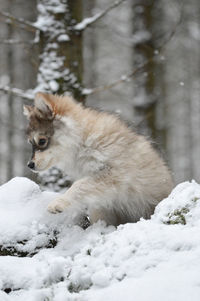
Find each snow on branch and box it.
[74,0,127,31]
[0,86,34,100]
[0,11,41,32]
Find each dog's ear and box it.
[23,105,33,119]
[34,92,54,119]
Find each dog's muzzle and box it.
[27,161,35,170]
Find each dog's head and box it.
[23,92,76,172]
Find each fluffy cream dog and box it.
[23,92,173,225]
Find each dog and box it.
[23,92,173,226]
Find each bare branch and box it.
[0,28,41,45]
[83,61,150,95]
[84,5,183,96]
[74,0,127,31]
[0,86,34,100]
[0,38,38,45]
[0,11,41,32]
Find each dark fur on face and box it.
[26,107,54,137]
[23,92,73,172]
[25,108,54,160]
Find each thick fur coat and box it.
[23,93,173,226]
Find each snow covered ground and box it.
[0,177,200,301]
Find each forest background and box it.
[0,0,199,186]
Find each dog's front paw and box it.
[48,198,70,214]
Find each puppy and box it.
[23,92,173,226]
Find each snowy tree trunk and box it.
[36,0,84,102]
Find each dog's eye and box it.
[38,138,47,147]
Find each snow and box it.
[74,13,102,31]
[33,0,82,96]
[49,80,59,92]
[82,88,93,95]
[131,30,151,45]
[0,177,200,300]
[57,34,70,42]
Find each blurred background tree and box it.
[0,0,200,186]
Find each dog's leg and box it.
[89,209,105,224]
[47,174,118,216]
[89,208,119,225]
[47,197,71,214]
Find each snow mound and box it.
[0,178,200,300]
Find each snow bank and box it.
[0,177,200,300]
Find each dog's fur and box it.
[23,92,173,226]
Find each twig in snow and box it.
[74,0,127,31]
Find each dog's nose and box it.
[27,161,35,169]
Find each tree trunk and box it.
[7,0,14,180]
[132,1,156,137]
[0,0,37,184]
[37,0,84,102]
[132,0,168,158]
